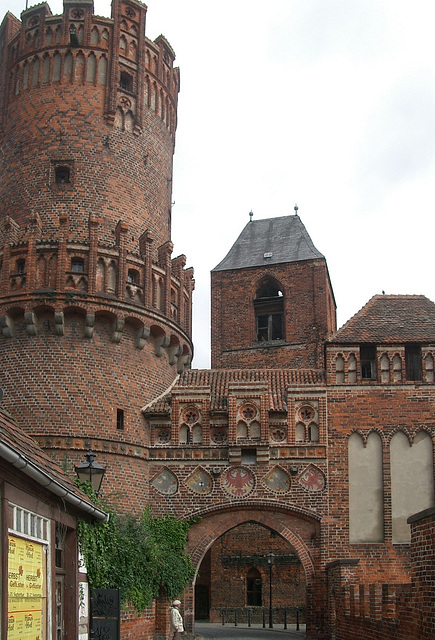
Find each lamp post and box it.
[266,551,275,628]
[75,451,106,495]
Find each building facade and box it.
[0,407,107,640]
[1,2,434,640]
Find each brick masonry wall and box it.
[211,260,335,369]
[207,522,306,613]
[408,507,435,640]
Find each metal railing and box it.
[219,607,305,630]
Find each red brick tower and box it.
[211,211,336,369]
[0,0,193,511]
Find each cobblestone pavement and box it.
[194,622,306,639]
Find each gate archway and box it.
[181,501,321,635]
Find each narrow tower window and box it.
[116,408,124,430]
[254,278,284,342]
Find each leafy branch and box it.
[77,484,197,611]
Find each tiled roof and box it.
[0,408,107,520]
[212,215,324,272]
[331,294,435,344]
[143,368,325,414]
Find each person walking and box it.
[169,599,184,639]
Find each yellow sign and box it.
[8,536,46,640]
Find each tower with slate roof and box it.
[211,210,336,369]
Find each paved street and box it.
[194,622,306,639]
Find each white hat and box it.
[172,600,181,606]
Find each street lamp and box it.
[75,451,106,495]
[266,551,275,628]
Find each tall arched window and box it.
[254,278,284,342]
[246,568,262,606]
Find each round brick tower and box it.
[0,0,193,511]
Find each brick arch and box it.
[186,503,318,584]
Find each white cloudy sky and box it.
[5,0,435,368]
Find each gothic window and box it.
[424,353,434,383]
[127,269,138,284]
[192,425,202,444]
[246,568,262,606]
[295,423,305,442]
[335,354,344,384]
[86,53,96,83]
[53,52,61,81]
[393,354,402,382]
[107,262,116,293]
[405,344,422,381]
[254,278,284,342]
[16,258,26,275]
[42,54,50,83]
[360,344,376,380]
[179,425,189,444]
[348,354,357,383]
[98,55,107,85]
[71,257,84,273]
[90,27,99,45]
[120,71,133,92]
[380,354,390,383]
[308,423,319,442]
[32,57,39,86]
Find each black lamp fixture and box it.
[266,551,275,628]
[75,451,106,495]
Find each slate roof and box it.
[212,214,324,272]
[0,407,107,521]
[143,368,325,414]
[331,294,435,344]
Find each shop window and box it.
[360,344,376,380]
[247,568,262,606]
[405,344,422,381]
[71,257,84,273]
[254,278,284,342]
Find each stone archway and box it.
[180,501,321,635]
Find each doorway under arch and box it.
[183,502,320,635]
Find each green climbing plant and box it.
[76,484,196,612]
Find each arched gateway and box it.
[174,502,321,636]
